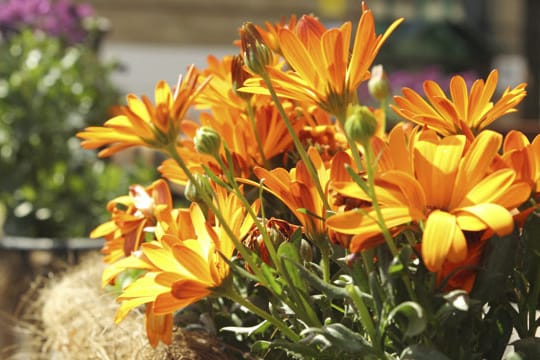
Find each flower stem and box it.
[245,101,270,168]
[226,286,300,342]
[165,143,266,288]
[259,72,330,211]
[346,284,381,356]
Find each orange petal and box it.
[450,130,502,208]
[449,75,469,121]
[279,28,319,87]
[422,210,460,272]
[145,306,173,347]
[101,255,155,287]
[327,207,412,235]
[455,203,514,236]
[460,168,515,206]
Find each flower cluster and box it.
[0,0,95,44]
[78,2,540,358]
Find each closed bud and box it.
[194,126,221,157]
[368,65,391,102]
[299,238,313,262]
[184,173,212,204]
[231,55,253,101]
[344,105,378,145]
[240,22,273,75]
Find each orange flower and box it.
[253,148,350,239]
[255,15,298,55]
[502,130,540,192]
[391,70,527,139]
[103,186,258,346]
[194,55,247,113]
[159,99,303,185]
[241,3,402,118]
[77,65,209,157]
[327,130,531,274]
[90,179,172,264]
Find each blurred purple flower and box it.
[358,65,479,106]
[0,0,95,44]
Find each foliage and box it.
[0,16,154,237]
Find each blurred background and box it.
[0,0,539,353]
[92,0,540,123]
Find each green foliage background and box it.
[0,29,155,238]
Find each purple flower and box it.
[0,0,95,44]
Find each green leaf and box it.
[289,261,348,299]
[221,320,270,336]
[265,339,323,359]
[443,290,469,312]
[513,337,540,359]
[260,262,283,296]
[479,306,514,360]
[278,242,307,293]
[471,232,517,302]
[400,344,451,360]
[387,301,427,337]
[300,323,372,354]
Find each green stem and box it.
[364,143,417,302]
[346,284,381,356]
[208,146,321,327]
[165,143,266,288]
[214,152,280,271]
[336,113,416,302]
[246,101,270,168]
[260,72,330,211]
[223,282,300,342]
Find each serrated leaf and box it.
[300,323,371,354]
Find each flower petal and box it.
[455,203,514,236]
[422,210,460,272]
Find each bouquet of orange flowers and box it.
[77,3,540,359]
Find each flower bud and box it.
[240,22,273,75]
[231,55,253,101]
[299,238,313,262]
[184,173,213,204]
[194,126,221,157]
[368,65,390,102]
[344,105,378,145]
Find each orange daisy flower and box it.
[101,184,258,347]
[391,70,527,139]
[327,130,531,274]
[252,147,350,239]
[90,179,172,264]
[502,130,540,192]
[77,65,209,157]
[241,3,403,118]
[254,15,298,55]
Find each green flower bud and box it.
[194,126,221,157]
[184,173,213,204]
[344,105,378,145]
[368,65,391,102]
[240,22,273,75]
[299,238,313,263]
